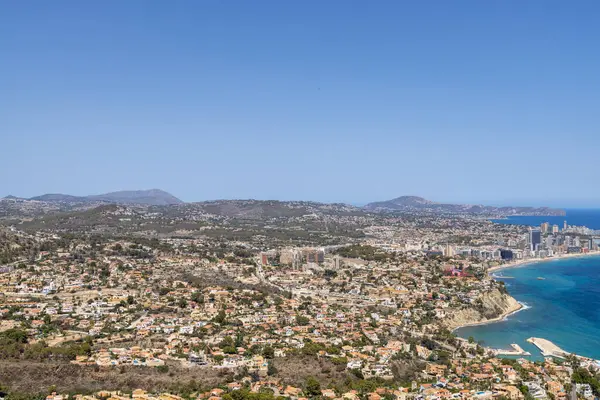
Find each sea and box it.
[455,209,600,360]
[491,208,600,230]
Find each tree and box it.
[519,385,529,395]
[191,291,204,304]
[217,337,234,352]
[2,329,28,344]
[324,269,337,279]
[156,365,169,373]
[267,361,277,376]
[304,377,321,398]
[571,367,600,396]
[214,310,226,324]
[235,332,244,347]
[476,345,485,356]
[262,346,275,359]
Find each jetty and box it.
[527,338,600,368]
[527,337,570,358]
[493,343,531,356]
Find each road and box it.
[254,262,286,293]
[127,312,148,330]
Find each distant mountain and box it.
[364,195,566,216]
[2,191,565,219]
[87,189,183,206]
[367,196,436,208]
[30,194,86,202]
[29,189,183,206]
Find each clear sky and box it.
[1,1,599,207]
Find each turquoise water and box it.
[455,254,600,360]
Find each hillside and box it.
[177,200,364,219]
[29,189,183,206]
[6,199,370,247]
[444,288,522,331]
[87,189,183,206]
[29,194,85,202]
[364,195,565,216]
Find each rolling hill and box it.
[29,189,183,206]
[363,195,565,216]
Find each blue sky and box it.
[1,1,599,206]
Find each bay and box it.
[455,254,600,360]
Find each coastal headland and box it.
[468,251,600,334]
[447,289,523,332]
[454,252,600,361]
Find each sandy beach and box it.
[452,252,600,333]
[488,251,600,275]
[451,252,600,358]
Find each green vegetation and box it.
[0,329,92,361]
[213,310,227,324]
[304,377,321,397]
[572,367,600,396]
[222,388,285,400]
[155,365,169,374]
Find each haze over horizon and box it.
[2,1,599,207]
[0,190,591,210]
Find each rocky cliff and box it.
[445,288,521,331]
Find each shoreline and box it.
[452,251,600,333]
[487,251,600,275]
[453,251,600,359]
[450,299,525,332]
[527,337,600,365]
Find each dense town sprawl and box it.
[1,196,599,400]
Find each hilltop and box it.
[364,195,566,216]
[26,189,183,206]
[1,192,565,223]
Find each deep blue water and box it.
[456,255,600,360]
[492,209,600,230]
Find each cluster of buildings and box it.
[523,220,599,258]
[20,355,600,400]
[1,214,600,400]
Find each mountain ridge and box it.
[2,193,564,216]
[364,195,566,216]
[28,189,183,206]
